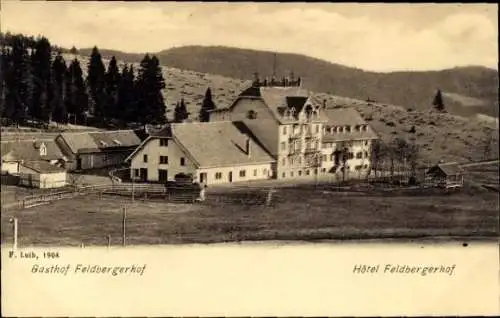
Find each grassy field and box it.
[1,184,498,247]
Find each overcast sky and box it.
[1,2,498,72]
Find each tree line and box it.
[0,32,217,128]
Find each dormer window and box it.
[99,140,108,147]
[345,126,351,132]
[339,127,344,133]
[39,143,47,156]
[112,139,122,145]
[355,125,361,132]
[247,110,257,119]
[362,125,367,131]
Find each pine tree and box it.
[174,98,189,123]
[30,36,52,122]
[433,89,445,112]
[117,64,137,123]
[136,55,166,125]
[104,56,121,120]
[51,53,67,123]
[0,47,10,118]
[65,59,88,125]
[87,46,106,120]
[4,35,31,126]
[199,87,216,122]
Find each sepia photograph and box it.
[1,1,498,316]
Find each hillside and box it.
[79,46,499,118]
[58,53,500,165]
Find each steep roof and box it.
[21,160,66,173]
[427,162,464,176]
[322,108,379,142]
[171,121,275,168]
[59,130,143,154]
[1,140,64,162]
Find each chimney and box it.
[245,137,251,157]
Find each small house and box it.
[19,161,67,189]
[425,162,464,188]
[1,139,66,174]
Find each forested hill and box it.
[80,45,499,118]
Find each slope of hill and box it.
[80,46,498,118]
[59,53,500,165]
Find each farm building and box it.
[18,161,67,189]
[321,108,379,179]
[425,162,465,188]
[126,122,275,185]
[55,130,143,171]
[1,139,66,175]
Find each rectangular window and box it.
[315,125,319,133]
[282,172,286,178]
[215,172,223,180]
[134,169,139,177]
[322,155,327,162]
[143,154,148,163]
[160,139,168,147]
[253,169,257,177]
[239,170,246,177]
[364,151,369,158]
[346,126,351,132]
[159,156,168,164]
[321,168,326,173]
[349,152,354,160]
[298,170,302,176]
[281,142,286,151]
[180,157,185,166]
[290,171,294,177]
[263,168,267,176]
[306,170,310,176]
[356,152,363,159]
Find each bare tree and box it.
[370,139,386,178]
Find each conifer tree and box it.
[104,56,121,120]
[199,87,216,122]
[136,55,166,125]
[117,64,137,123]
[31,36,53,122]
[65,59,88,124]
[4,35,31,126]
[0,47,10,118]
[433,89,445,112]
[87,46,106,119]
[51,53,67,123]
[174,98,189,123]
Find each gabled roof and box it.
[125,125,173,162]
[171,121,275,168]
[1,140,64,162]
[322,108,379,142]
[427,162,464,176]
[59,130,143,154]
[20,160,66,173]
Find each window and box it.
[143,154,148,163]
[339,127,344,133]
[356,152,363,159]
[306,170,310,176]
[159,156,168,164]
[134,169,139,177]
[281,142,286,151]
[321,168,326,173]
[282,172,286,178]
[239,170,246,177]
[247,110,257,119]
[362,125,367,132]
[363,164,368,169]
[315,125,319,133]
[365,141,368,146]
[355,165,362,171]
[345,126,351,132]
[283,126,287,135]
[253,169,257,177]
[113,139,122,145]
[364,151,369,158]
[298,170,302,176]
[180,157,185,166]
[355,125,361,132]
[298,157,302,165]
[349,152,354,160]
[322,155,327,162]
[39,143,47,156]
[215,172,223,180]
[290,171,294,177]
[263,168,267,176]
[160,139,168,147]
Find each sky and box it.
[1,2,498,72]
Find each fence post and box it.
[107,234,111,249]
[122,207,127,247]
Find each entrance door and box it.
[139,168,147,181]
[158,169,168,183]
[228,171,233,183]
